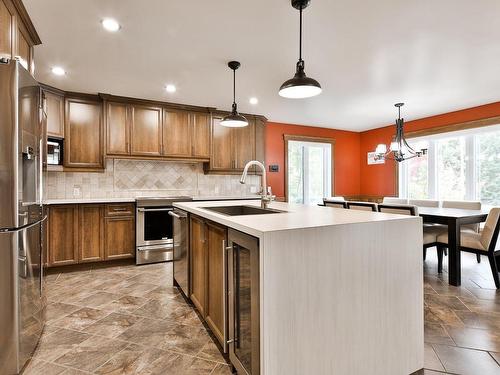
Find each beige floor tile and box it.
[424,343,445,372]
[49,307,109,331]
[32,328,91,362]
[433,344,500,375]
[53,335,128,372]
[94,344,164,375]
[83,312,142,338]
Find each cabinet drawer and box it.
[105,203,135,217]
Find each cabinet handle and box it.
[223,240,228,350]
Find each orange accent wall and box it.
[359,101,500,196]
[265,122,361,199]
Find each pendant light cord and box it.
[233,69,236,105]
[299,6,303,62]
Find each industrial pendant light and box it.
[221,61,248,128]
[279,0,322,99]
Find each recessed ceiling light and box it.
[165,84,176,93]
[101,18,121,32]
[51,66,66,76]
[249,97,258,105]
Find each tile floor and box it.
[421,251,500,375]
[23,251,500,375]
[24,261,232,375]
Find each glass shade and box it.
[375,144,387,154]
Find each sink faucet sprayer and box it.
[240,161,275,209]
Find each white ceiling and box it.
[24,0,500,131]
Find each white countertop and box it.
[43,198,136,205]
[174,200,420,237]
[43,195,260,205]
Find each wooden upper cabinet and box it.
[255,117,266,167]
[48,205,79,266]
[106,102,130,155]
[130,105,162,156]
[162,109,191,157]
[16,26,30,70]
[45,91,64,138]
[233,117,255,169]
[191,112,210,158]
[0,0,13,59]
[64,97,104,169]
[79,205,104,263]
[211,116,233,170]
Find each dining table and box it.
[418,206,490,286]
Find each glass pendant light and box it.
[374,103,428,162]
[279,0,322,99]
[221,61,248,128]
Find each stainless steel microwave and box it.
[47,138,62,165]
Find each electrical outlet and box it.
[73,186,81,197]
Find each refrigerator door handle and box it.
[0,216,46,233]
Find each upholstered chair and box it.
[437,208,500,288]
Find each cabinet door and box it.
[45,91,65,138]
[106,102,130,155]
[16,26,30,70]
[48,205,79,266]
[191,112,210,159]
[65,98,103,169]
[233,117,255,169]
[211,116,233,170]
[205,222,227,347]
[104,216,135,260]
[162,109,190,157]
[254,117,266,168]
[130,105,162,156]
[79,205,104,263]
[0,0,14,59]
[190,216,207,316]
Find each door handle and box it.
[223,240,229,352]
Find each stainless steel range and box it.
[135,197,192,265]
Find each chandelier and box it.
[374,103,427,162]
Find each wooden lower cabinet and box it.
[190,215,207,315]
[189,215,227,347]
[104,216,135,260]
[47,205,79,266]
[79,205,104,263]
[205,221,227,345]
[47,203,135,267]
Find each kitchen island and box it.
[173,200,424,375]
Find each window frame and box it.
[284,135,335,203]
[399,122,500,202]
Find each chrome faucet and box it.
[240,160,275,209]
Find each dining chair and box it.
[346,201,377,211]
[436,208,500,288]
[378,204,445,272]
[377,203,418,216]
[442,200,482,263]
[324,200,348,209]
[382,197,409,205]
[409,199,440,208]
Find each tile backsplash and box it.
[45,159,260,200]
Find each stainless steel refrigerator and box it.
[0,60,46,374]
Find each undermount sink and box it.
[202,205,286,216]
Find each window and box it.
[286,136,333,205]
[399,124,500,205]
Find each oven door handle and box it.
[137,245,172,251]
[137,208,174,212]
